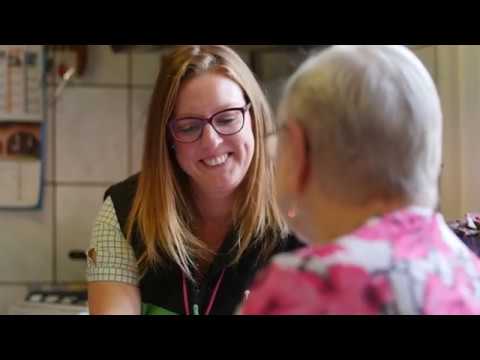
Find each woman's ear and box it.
[284,121,310,195]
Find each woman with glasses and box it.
[86,45,304,315]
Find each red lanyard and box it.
[182,269,225,316]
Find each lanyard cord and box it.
[182,269,226,316]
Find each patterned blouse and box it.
[240,207,480,315]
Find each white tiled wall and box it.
[55,87,129,183]
[45,86,56,183]
[0,45,157,314]
[132,52,162,87]
[0,187,54,283]
[131,88,153,173]
[56,186,107,282]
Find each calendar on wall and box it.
[0,45,45,209]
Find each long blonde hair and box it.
[126,45,288,280]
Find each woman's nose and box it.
[200,124,223,149]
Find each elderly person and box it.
[240,45,480,315]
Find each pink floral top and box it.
[240,208,480,315]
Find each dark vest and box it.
[104,174,305,315]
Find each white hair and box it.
[278,45,443,207]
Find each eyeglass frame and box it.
[169,103,252,144]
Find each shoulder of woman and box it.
[105,173,140,203]
[103,173,141,235]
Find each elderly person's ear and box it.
[283,120,310,195]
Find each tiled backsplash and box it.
[0,186,54,283]
[131,88,154,174]
[55,87,129,183]
[0,45,160,314]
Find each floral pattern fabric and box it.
[240,208,480,315]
